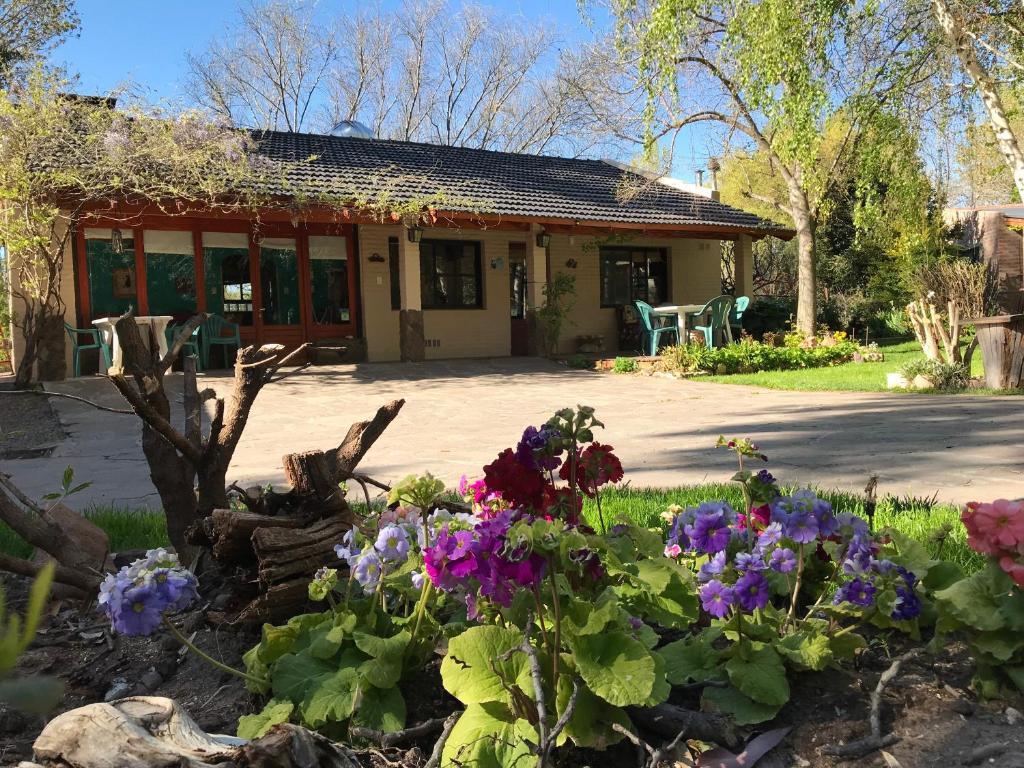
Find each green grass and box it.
[582,484,982,574]
[0,505,169,560]
[701,340,1008,393]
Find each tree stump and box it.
[965,314,1024,389]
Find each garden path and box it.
[4,358,1022,510]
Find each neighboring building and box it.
[8,129,791,374]
[943,205,1024,311]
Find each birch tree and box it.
[586,0,934,334]
[930,0,1024,201]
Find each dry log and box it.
[198,509,309,563]
[237,579,313,623]
[253,515,353,586]
[627,702,739,749]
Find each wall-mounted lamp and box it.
[368,252,385,263]
[407,226,423,243]
[535,231,551,248]
[490,257,504,270]
[565,258,578,269]
[111,227,124,254]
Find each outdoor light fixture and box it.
[535,231,551,248]
[565,258,578,269]
[407,226,423,243]
[110,227,124,254]
[368,252,385,263]
[490,257,504,270]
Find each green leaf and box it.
[924,561,963,592]
[351,684,406,734]
[776,631,833,671]
[236,699,293,739]
[61,465,73,490]
[829,631,867,660]
[258,623,300,665]
[271,652,335,702]
[299,667,359,729]
[725,643,790,707]
[555,674,630,749]
[310,624,346,660]
[972,629,1024,662]
[935,565,1007,632]
[1003,665,1024,693]
[884,529,938,579]
[0,676,63,714]
[353,629,410,659]
[442,702,537,768]
[359,653,402,688]
[570,631,656,707]
[566,588,618,636]
[702,684,782,726]
[241,645,270,694]
[659,634,723,685]
[643,650,671,707]
[441,626,532,706]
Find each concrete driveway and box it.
[4,358,1023,509]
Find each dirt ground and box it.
[0,387,64,460]
[2,572,1023,768]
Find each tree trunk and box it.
[932,0,1024,201]
[13,301,38,389]
[787,182,817,335]
[35,313,67,381]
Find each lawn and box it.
[1,485,979,575]
[702,339,1002,393]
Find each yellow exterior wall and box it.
[7,219,78,377]
[548,234,723,354]
[357,224,402,362]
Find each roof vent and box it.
[329,120,374,139]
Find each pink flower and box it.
[999,555,1024,587]
[973,499,1024,549]
[664,543,682,558]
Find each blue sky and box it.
[50,1,713,177]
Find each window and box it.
[309,235,350,324]
[600,247,668,307]
[203,232,253,326]
[259,237,301,326]
[85,228,136,319]
[144,230,196,319]
[389,236,401,310]
[420,239,483,309]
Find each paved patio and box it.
[3,358,1023,509]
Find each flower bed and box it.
[84,411,1024,766]
[662,332,860,375]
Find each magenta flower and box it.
[734,571,770,612]
[699,579,735,618]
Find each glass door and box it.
[308,235,350,326]
[259,237,301,327]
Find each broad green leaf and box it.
[441,626,532,706]
[884,529,937,579]
[643,650,671,707]
[829,631,867,660]
[935,565,1007,632]
[236,699,293,739]
[659,635,722,685]
[241,645,270,694]
[300,667,359,728]
[776,631,833,671]
[353,629,410,659]
[725,643,790,707]
[996,587,1024,632]
[258,623,300,664]
[972,629,1024,662]
[923,561,963,592]
[634,559,673,592]
[351,683,406,733]
[441,702,537,768]
[359,653,402,688]
[1003,665,1024,693]
[570,631,656,707]
[555,674,630,749]
[702,684,782,726]
[271,652,335,702]
[566,588,618,636]
[309,624,346,660]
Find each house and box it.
[943,204,1024,311]
[8,127,791,374]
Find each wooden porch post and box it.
[735,234,754,297]
[398,230,424,362]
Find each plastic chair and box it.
[64,322,111,377]
[634,300,679,356]
[728,296,750,342]
[691,295,735,349]
[165,323,202,370]
[200,314,241,368]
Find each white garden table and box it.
[651,303,705,342]
[92,315,173,369]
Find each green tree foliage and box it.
[0,0,78,85]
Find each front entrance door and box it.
[509,242,529,356]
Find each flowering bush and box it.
[933,500,1024,696]
[98,549,198,636]
[661,334,859,375]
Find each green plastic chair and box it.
[165,323,202,370]
[691,295,735,349]
[728,296,750,342]
[634,300,679,356]
[200,314,241,368]
[64,322,111,377]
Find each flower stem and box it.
[594,488,606,534]
[163,617,267,688]
[409,580,433,647]
[548,561,562,688]
[785,544,806,628]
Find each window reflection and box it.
[203,232,253,326]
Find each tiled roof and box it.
[251,130,792,238]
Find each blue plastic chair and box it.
[165,323,202,370]
[728,296,750,342]
[634,300,679,356]
[690,295,735,349]
[64,322,111,377]
[200,315,241,368]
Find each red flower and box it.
[483,449,546,511]
[560,443,624,498]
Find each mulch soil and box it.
[0,385,65,459]
[2,572,1023,768]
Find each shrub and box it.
[661,334,859,375]
[899,359,970,391]
[566,354,594,370]
[740,296,795,339]
[612,356,637,374]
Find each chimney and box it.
[708,157,721,191]
[695,168,705,187]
